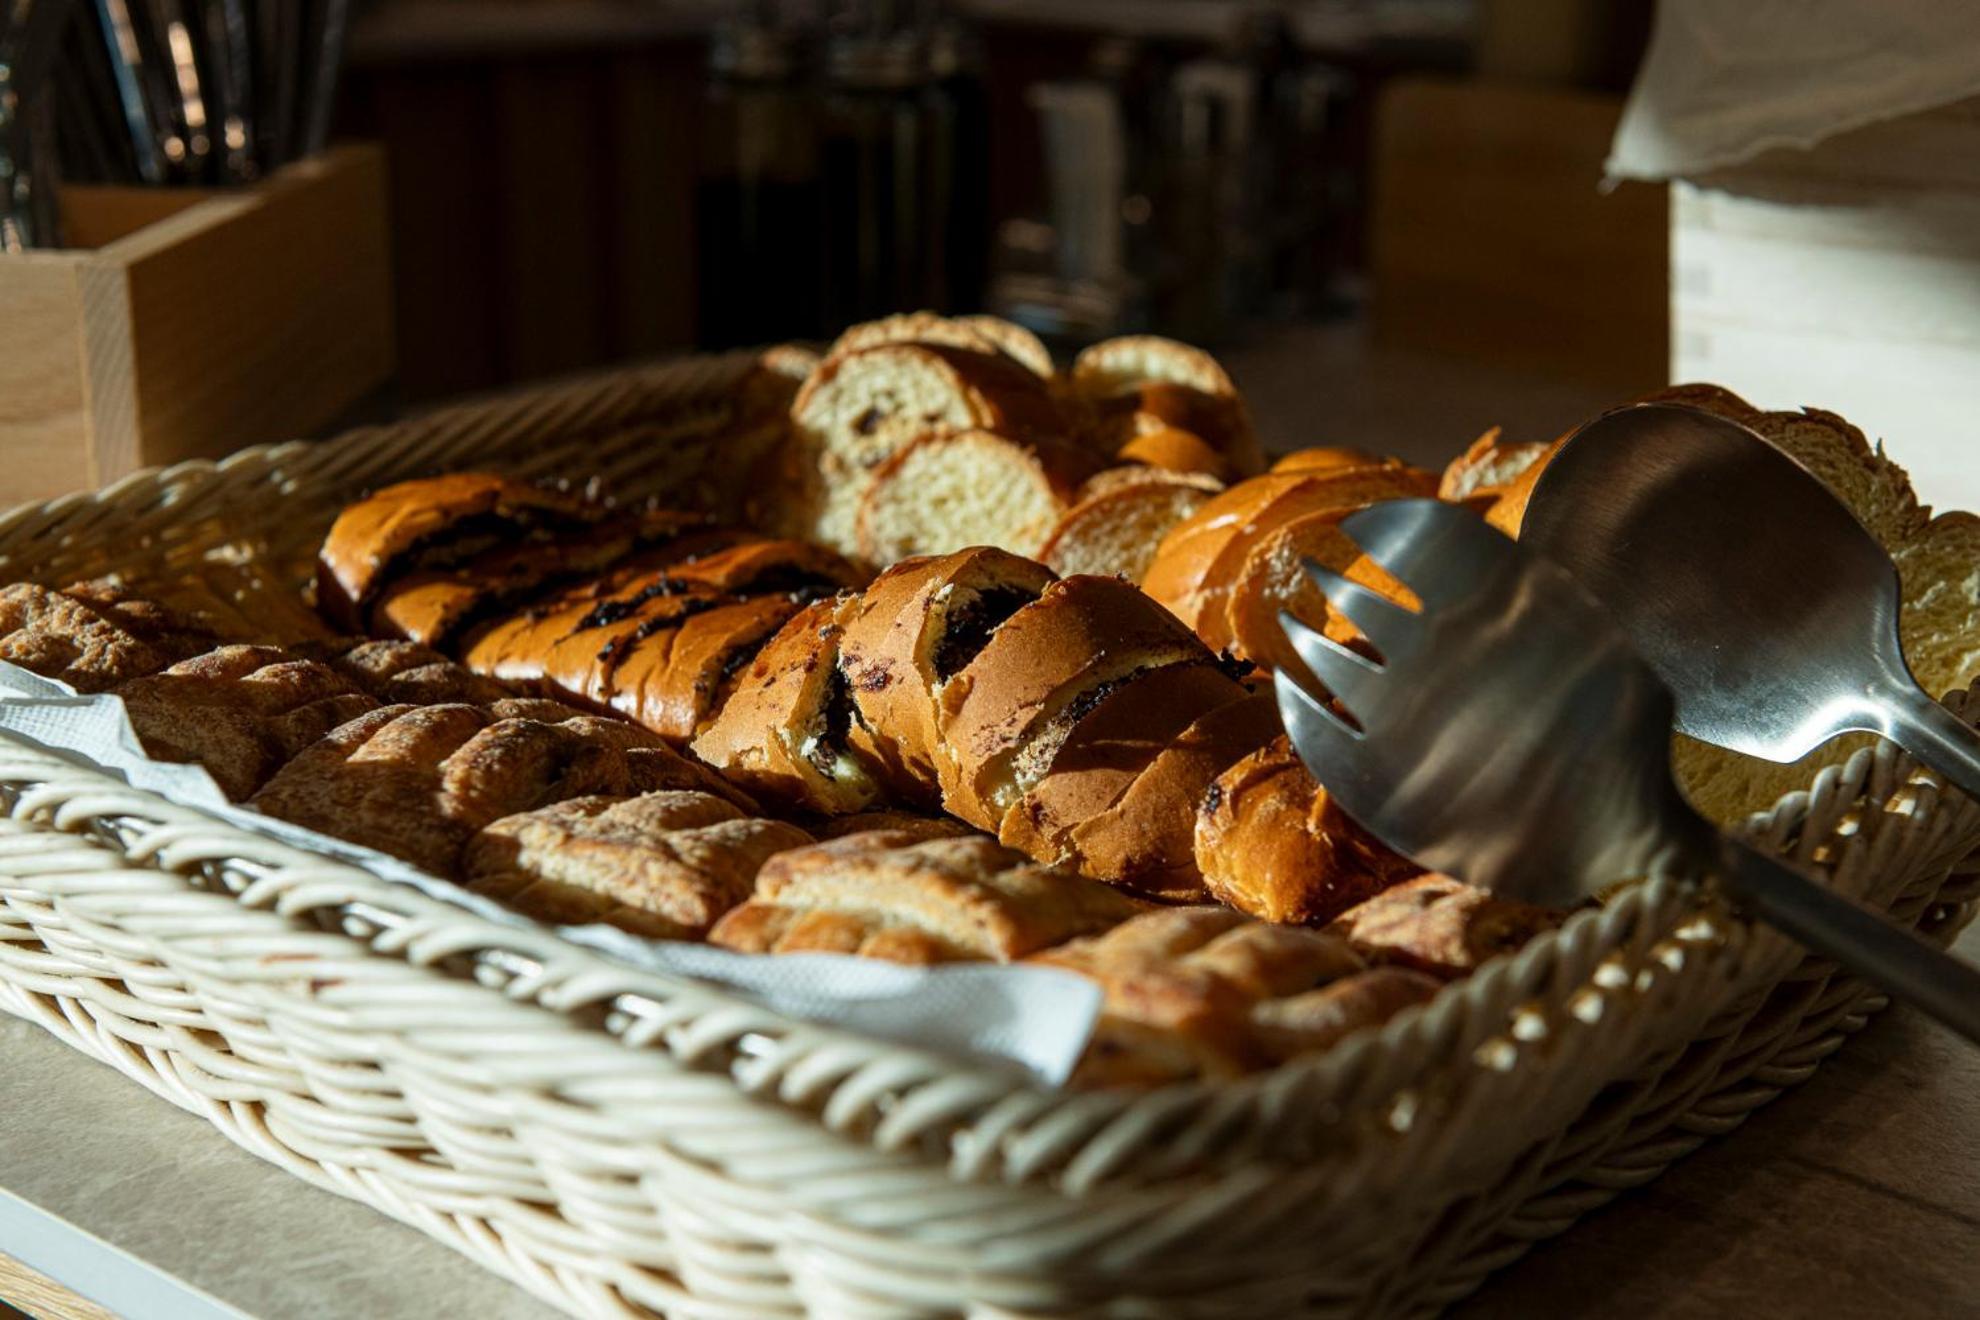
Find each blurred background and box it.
[331,0,1663,457]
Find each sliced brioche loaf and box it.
[1070,335,1264,476]
[854,429,1096,564]
[836,548,1056,800]
[1038,477,1224,583]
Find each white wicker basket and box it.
[0,353,1973,1318]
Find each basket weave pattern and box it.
[0,356,1972,1318]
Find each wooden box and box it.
[0,144,394,503]
[1672,96,1980,513]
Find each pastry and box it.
[708,829,1141,963]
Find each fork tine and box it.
[1339,499,1512,612]
[1277,607,1381,709]
[1301,560,1417,657]
[1273,666,1364,754]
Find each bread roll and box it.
[690,593,886,814]
[780,342,1064,554]
[606,593,808,740]
[1060,689,1280,901]
[1195,736,1418,925]
[1224,506,1422,671]
[307,638,517,706]
[115,645,378,800]
[464,790,811,939]
[934,575,1214,830]
[709,830,1140,963]
[1032,907,1435,1086]
[0,581,220,692]
[1070,335,1263,477]
[854,429,1097,564]
[1142,466,1437,655]
[835,548,1055,800]
[997,660,1246,872]
[1038,479,1224,584]
[1325,873,1562,978]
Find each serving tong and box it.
[1275,499,1980,1045]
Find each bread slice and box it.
[780,342,1064,555]
[707,830,1139,963]
[854,429,1096,564]
[1038,478,1223,583]
[1225,506,1422,672]
[1271,446,1387,475]
[1438,427,1550,503]
[1031,908,1437,1086]
[1194,736,1418,925]
[606,594,808,740]
[835,547,1056,800]
[1143,466,1438,655]
[996,659,1247,873]
[690,592,886,815]
[955,314,1055,379]
[1076,464,1226,502]
[1114,427,1230,481]
[934,574,1214,829]
[1070,335,1264,476]
[463,790,811,939]
[1061,690,1280,902]
[1324,873,1561,979]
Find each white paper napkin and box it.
[1609,1,1980,181]
[0,664,1100,1085]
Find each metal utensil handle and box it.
[1722,840,1980,1046]
[1881,682,1980,802]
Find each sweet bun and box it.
[690,592,885,815]
[934,575,1213,829]
[1195,736,1418,925]
[835,548,1055,800]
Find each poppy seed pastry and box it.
[708,829,1142,963]
[464,791,812,939]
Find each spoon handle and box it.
[1721,841,1980,1047]
[1881,685,1980,802]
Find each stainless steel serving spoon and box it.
[1275,500,1980,1045]
[1520,402,1980,799]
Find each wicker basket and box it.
[0,354,1973,1319]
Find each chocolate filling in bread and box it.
[805,665,860,778]
[931,586,1039,679]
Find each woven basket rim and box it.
[1,350,1973,1196]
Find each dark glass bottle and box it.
[696,10,826,347]
[818,7,928,327]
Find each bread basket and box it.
[0,352,1973,1318]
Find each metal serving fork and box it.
[1274,498,1980,1045]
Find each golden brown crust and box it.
[1269,446,1388,475]
[607,594,808,740]
[835,548,1056,799]
[1142,467,1437,655]
[689,593,884,815]
[1061,689,1281,902]
[1484,437,1568,537]
[252,702,752,876]
[996,661,1246,871]
[1113,427,1231,482]
[934,575,1213,829]
[463,791,811,938]
[1032,907,1433,1086]
[308,638,516,706]
[1225,507,1422,671]
[1195,736,1418,925]
[708,830,1141,963]
[1436,428,1550,503]
[0,582,220,692]
[315,474,595,633]
[114,646,380,800]
[1324,873,1563,978]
